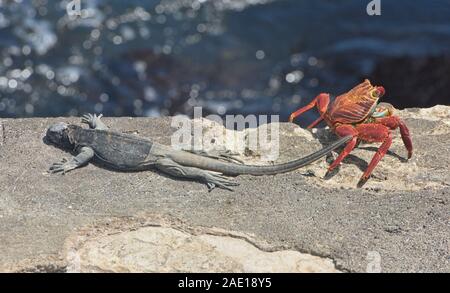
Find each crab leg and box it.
[374,116,413,159]
[289,93,330,123]
[328,125,358,171]
[307,116,324,129]
[360,134,392,184]
[398,120,412,158]
[355,124,392,184]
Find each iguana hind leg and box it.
[81,113,108,130]
[49,147,95,174]
[155,158,239,191]
[184,149,244,164]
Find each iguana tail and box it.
[168,135,352,176]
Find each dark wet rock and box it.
[370,55,450,109]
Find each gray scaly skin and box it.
[46,114,351,190]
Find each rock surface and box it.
[64,217,338,273]
[371,56,450,109]
[0,106,449,272]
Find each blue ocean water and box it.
[0,0,449,121]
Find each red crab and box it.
[289,79,413,185]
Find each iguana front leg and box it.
[154,158,239,191]
[49,147,95,174]
[81,113,108,130]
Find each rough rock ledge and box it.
[0,106,449,272]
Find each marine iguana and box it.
[46,113,351,190]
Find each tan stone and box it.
[65,225,339,273]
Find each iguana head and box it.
[46,122,73,149]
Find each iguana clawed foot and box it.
[49,158,78,174]
[203,172,240,191]
[154,158,240,191]
[81,113,108,130]
[48,147,95,175]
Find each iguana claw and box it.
[203,171,240,191]
[81,113,107,130]
[49,158,77,174]
[48,147,95,175]
[154,157,240,191]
